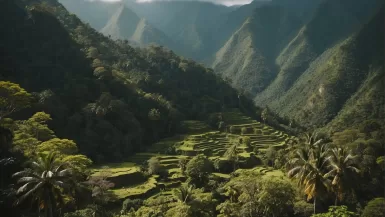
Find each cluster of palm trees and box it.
[287,132,360,214]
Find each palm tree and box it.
[301,131,325,149]
[288,143,330,215]
[172,184,194,204]
[13,152,76,217]
[324,147,360,205]
[224,142,240,171]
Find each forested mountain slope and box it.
[212,5,302,95]
[268,5,384,129]
[253,0,384,128]
[0,0,256,163]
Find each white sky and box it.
[89,0,253,6]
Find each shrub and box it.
[312,206,357,217]
[147,157,162,175]
[241,127,248,135]
[121,199,143,214]
[178,158,189,174]
[243,136,251,148]
[294,201,314,217]
[186,154,213,187]
[213,158,233,173]
[361,198,385,217]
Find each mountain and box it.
[251,0,383,127]
[125,0,233,61]
[212,5,302,95]
[100,5,174,48]
[0,0,257,162]
[267,4,384,129]
[59,0,119,30]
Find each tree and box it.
[224,142,240,171]
[179,158,189,174]
[147,157,162,175]
[324,147,359,205]
[38,138,78,155]
[311,206,357,217]
[148,108,161,121]
[242,136,251,149]
[265,145,277,167]
[257,177,296,217]
[261,107,269,124]
[148,108,161,140]
[185,154,213,187]
[0,81,32,120]
[172,184,195,204]
[93,67,111,80]
[361,198,385,217]
[166,203,193,217]
[86,175,115,205]
[288,143,330,214]
[216,200,241,217]
[24,112,55,141]
[13,152,78,217]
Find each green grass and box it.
[91,162,138,177]
[212,173,231,179]
[112,176,158,200]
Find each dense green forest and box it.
[0,0,384,217]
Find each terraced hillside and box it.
[91,109,293,201]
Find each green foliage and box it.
[178,158,189,174]
[172,184,195,203]
[288,141,330,214]
[1,0,254,163]
[361,198,385,217]
[148,108,161,121]
[242,136,251,149]
[38,138,78,155]
[11,112,92,171]
[64,208,96,217]
[13,152,80,217]
[220,172,295,217]
[121,199,143,214]
[165,203,193,217]
[0,81,32,119]
[93,66,111,79]
[147,157,162,175]
[294,201,314,217]
[257,177,296,217]
[311,206,357,217]
[185,154,213,187]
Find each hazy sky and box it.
[90,0,253,6]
